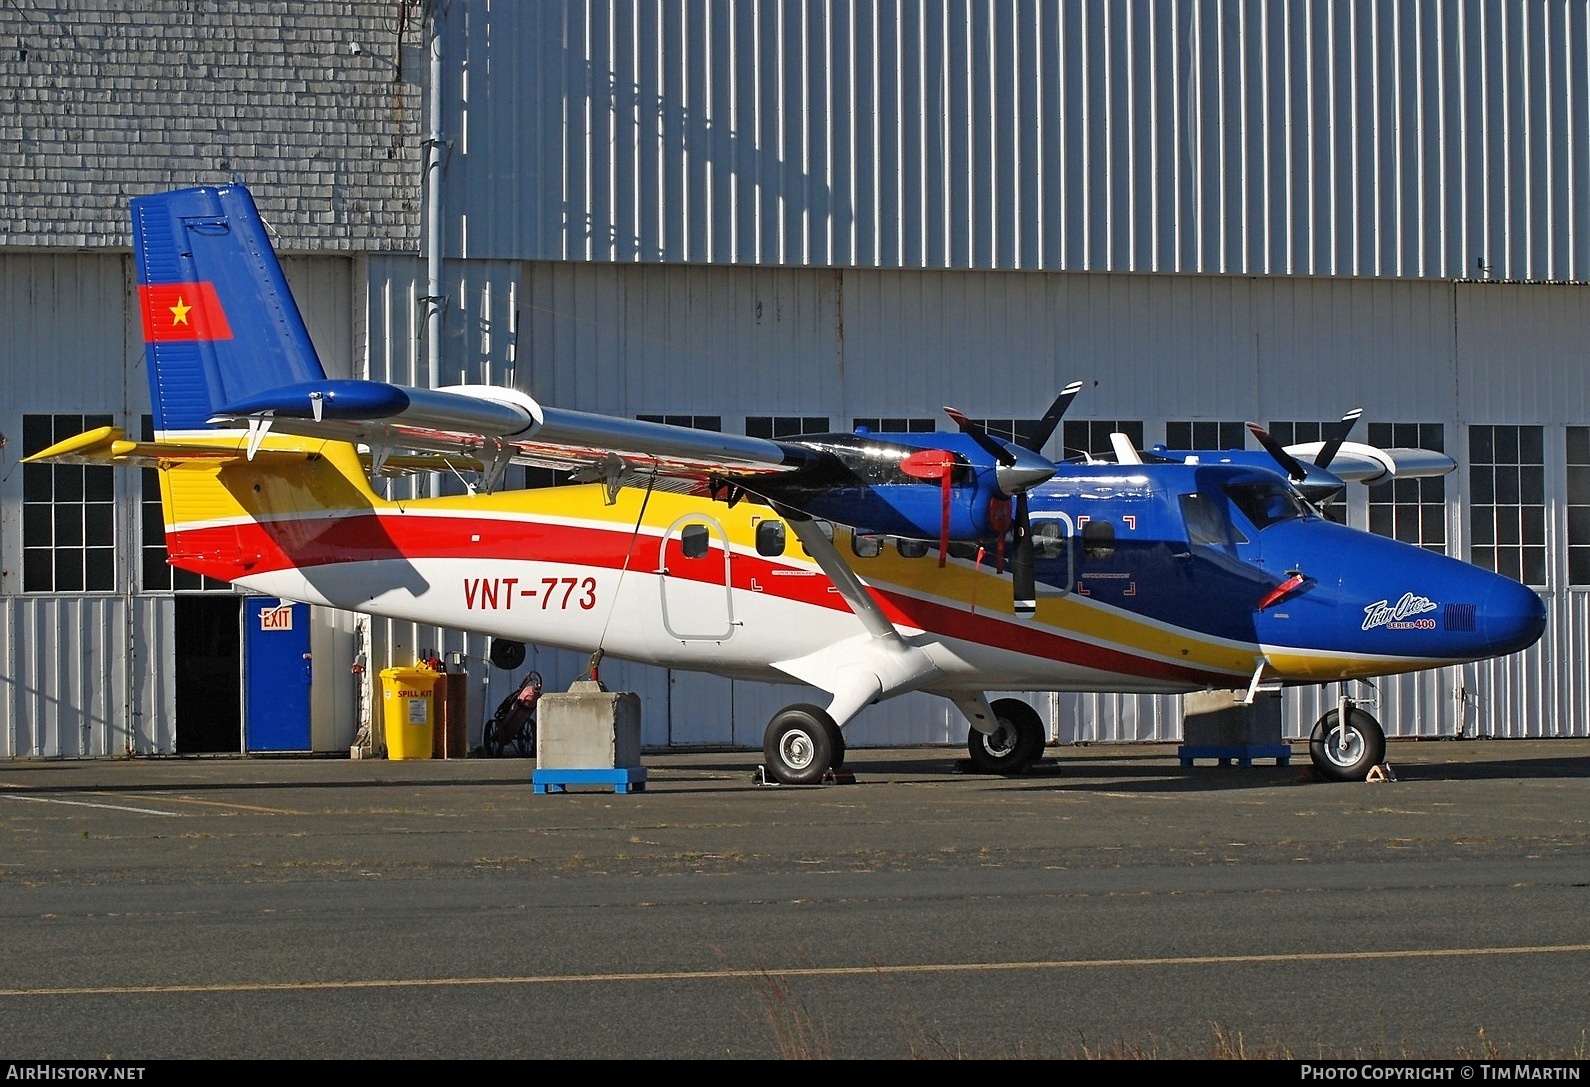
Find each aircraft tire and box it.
[824,716,846,771]
[968,698,1044,775]
[764,704,837,786]
[489,639,526,670]
[1308,707,1385,782]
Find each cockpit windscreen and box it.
[1221,479,1311,529]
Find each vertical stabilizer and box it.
[131,186,328,437]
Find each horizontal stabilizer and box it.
[23,426,309,468]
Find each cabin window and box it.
[794,519,835,556]
[1081,520,1116,560]
[1031,519,1068,559]
[896,538,929,559]
[947,541,981,561]
[851,533,884,558]
[755,520,786,557]
[1222,480,1308,530]
[680,524,711,559]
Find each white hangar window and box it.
[22,414,116,593]
[1469,425,1546,587]
[1366,423,1447,555]
[1566,427,1590,586]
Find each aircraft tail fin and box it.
[132,185,328,437]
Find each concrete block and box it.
[1182,689,1282,746]
[536,684,643,770]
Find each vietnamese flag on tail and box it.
[139,282,233,342]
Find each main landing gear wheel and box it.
[763,704,839,786]
[825,716,846,771]
[967,698,1046,775]
[1309,707,1386,783]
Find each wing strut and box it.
[777,516,944,727]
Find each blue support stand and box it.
[533,767,648,794]
[1178,744,1293,768]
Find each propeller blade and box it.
[1314,408,1363,470]
[1012,491,1036,617]
[1020,380,1085,454]
[943,407,1016,466]
[1246,422,1311,483]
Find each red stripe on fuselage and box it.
[165,512,1233,686]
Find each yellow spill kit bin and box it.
[380,666,440,760]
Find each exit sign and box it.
[259,604,295,631]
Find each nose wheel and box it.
[1308,706,1386,782]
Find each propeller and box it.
[1314,408,1363,471]
[1246,418,1353,519]
[944,383,1082,617]
[1245,421,1312,484]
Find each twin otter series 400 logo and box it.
[1362,592,1438,632]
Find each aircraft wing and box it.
[1282,440,1456,485]
[206,378,825,489]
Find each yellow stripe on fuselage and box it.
[148,433,1267,679]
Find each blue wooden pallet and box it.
[1178,744,1293,768]
[532,767,648,794]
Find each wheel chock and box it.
[1366,762,1397,783]
[751,765,854,786]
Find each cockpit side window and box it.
[1221,480,1309,530]
[1179,492,1246,548]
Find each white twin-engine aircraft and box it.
[30,186,1545,784]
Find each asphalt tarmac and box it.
[0,738,1587,1060]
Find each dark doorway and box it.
[175,595,242,753]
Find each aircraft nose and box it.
[1479,574,1546,657]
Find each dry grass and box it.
[724,952,1588,1059]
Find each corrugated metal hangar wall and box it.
[3,1,1589,756]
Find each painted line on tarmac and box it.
[109,793,307,816]
[3,943,1589,998]
[1,795,183,817]
[0,791,305,817]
